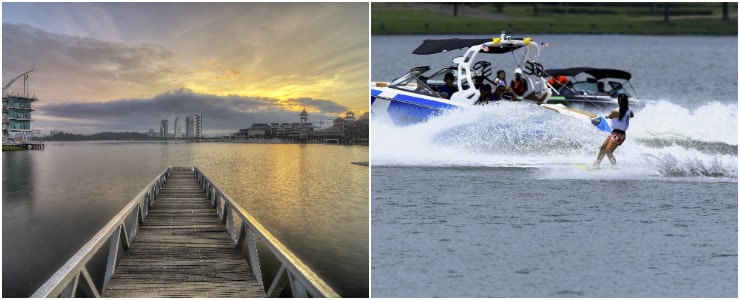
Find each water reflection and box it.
[2,141,368,297]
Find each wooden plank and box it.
[102,167,265,298]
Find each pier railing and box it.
[31,166,172,297]
[193,167,339,297]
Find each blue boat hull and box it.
[371,88,460,126]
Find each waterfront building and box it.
[194,113,202,138]
[185,113,202,138]
[2,93,37,142]
[160,120,168,139]
[174,116,181,139]
[185,116,193,137]
[232,110,367,144]
[2,68,37,143]
[344,111,356,123]
[300,108,309,140]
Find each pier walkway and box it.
[32,166,338,298]
[102,167,264,297]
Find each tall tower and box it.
[193,113,202,138]
[174,116,181,139]
[185,115,193,138]
[299,108,309,140]
[160,119,168,139]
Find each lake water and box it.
[371,35,737,297]
[2,142,368,297]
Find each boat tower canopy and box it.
[413,38,525,55]
[544,67,632,80]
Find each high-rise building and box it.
[185,116,193,138]
[185,113,202,138]
[174,116,181,139]
[160,119,168,139]
[194,113,202,138]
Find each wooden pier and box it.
[102,167,265,297]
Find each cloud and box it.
[3,23,191,101]
[2,3,369,135]
[34,89,350,135]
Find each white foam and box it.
[372,101,737,180]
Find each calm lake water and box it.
[3,142,368,297]
[371,35,737,297]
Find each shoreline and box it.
[372,3,738,36]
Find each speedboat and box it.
[544,67,642,113]
[370,33,621,134]
[371,33,554,126]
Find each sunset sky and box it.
[2,3,369,135]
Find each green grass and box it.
[2,145,25,151]
[372,3,738,35]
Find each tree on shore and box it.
[664,3,670,23]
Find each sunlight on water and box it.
[372,100,738,180]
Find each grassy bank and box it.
[372,3,738,35]
[3,145,25,151]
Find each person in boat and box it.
[593,94,634,168]
[473,73,484,90]
[414,75,429,93]
[547,75,569,92]
[511,68,548,104]
[510,68,527,97]
[495,70,519,101]
[476,83,493,104]
[491,79,508,101]
[439,72,458,99]
[596,82,610,95]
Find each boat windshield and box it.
[565,79,630,98]
[389,67,440,97]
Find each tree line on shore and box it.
[37,131,154,141]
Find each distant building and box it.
[174,116,182,139]
[185,116,193,137]
[300,108,309,139]
[344,111,356,123]
[185,113,202,138]
[160,120,168,139]
[233,110,367,144]
[194,113,202,137]
[185,113,203,139]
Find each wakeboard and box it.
[574,163,595,171]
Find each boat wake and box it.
[372,100,737,180]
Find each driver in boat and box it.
[439,72,458,99]
[414,75,429,93]
[596,82,610,95]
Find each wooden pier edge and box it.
[102,167,265,297]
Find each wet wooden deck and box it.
[102,167,265,297]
